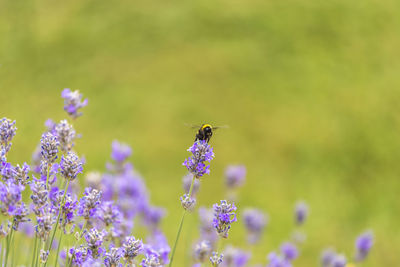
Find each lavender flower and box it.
[221,245,250,267]
[60,152,83,181]
[267,252,291,267]
[243,208,268,244]
[225,165,246,189]
[355,231,373,262]
[182,173,200,196]
[294,201,308,226]
[141,205,165,231]
[210,251,224,267]
[183,140,214,178]
[0,118,17,153]
[97,201,122,226]
[36,208,56,241]
[61,88,88,119]
[30,178,48,215]
[332,254,347,267]
[111,140,132,162]
[104,246,122,267]
[40,249,49,263]
[122,236,143,263]
[40,132,59,164]
[1,162,16,181]
[13,163,30,185]
[141,251,162,267]
[280,242,298,261]
[321,248,336,267]
[0,180,24,216]
[145,230,171,265]
[193,240,212,263]
[213,200,237,238]
[12,202,30,230]
[77,187,102,219]
[69,245,90,266]
[86,171,102,190]
[55,120,76,152]
[198,207,218,244]
[61,194,78,231]
[180,194,196,211]
[84,228,106,258]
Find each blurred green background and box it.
[1,0,400,265]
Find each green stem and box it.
[5,224,14,267]
[168,175,196,267]
[45,179,70,266]
[54,230,63,267]
[31,234,38,267]
[0,237,4,266]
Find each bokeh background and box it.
[1,0,400,265]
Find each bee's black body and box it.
[195,124,213,143]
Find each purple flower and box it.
[225,165,246,189]
[12,202,30,230]
[1,162,16,181]
[321,248,336,267]
[267,252,291,267]
[60,152,83,181]
[77,187,102,219]
[210,251,223,267]
[55,120,76,152]
[355,231,373,262]
[221,245,250,267]
[61,88,88,119]
[182,173,200,196]
[294,201,309,226]
[69,245,90,266]
[104,246,122,267]
[193,240,212,263]
[183,140,214,178]
[40,132,59,164]
[111,141,132,163]
[198,207,218,245]
[97,201,122,226]
[141,250,162,267]
[84,228,106,258]
[14,163,30,185]
[332,254,346,267]
[280,242,298,261]
[122,236,143,263]
[141,205,165,231]
[0,180,24,216]
[242,208,268,244]
[30,178,48,215]
[212,200,237,238]
[180,194,196,211]
[0,118,17,153]
[145,230,171,265]
[61,194,78,230]
[36,208,56,241]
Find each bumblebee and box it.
[194,124,227,143]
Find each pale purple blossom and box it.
[355,231,373,262]
[243,208,268,244]
[213,200,237,238]
[225,165,246,189]
[61,88,88,119]
[0,118,17,153]
[294,201,308,226]
[183,140,214,178]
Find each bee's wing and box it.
[213,125,229,130]
[184,123,202,129]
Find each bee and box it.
[192,124,227,143]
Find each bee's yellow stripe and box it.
[201,124,212,130]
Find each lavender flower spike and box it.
[243,208,268,244]
[180,194,196,211]
[294,201,309,226]
[280,242,299,261]
[77,187,102,219]
[321,248,336,267]
[122,236,143,263]
[193,240,212,263]
[355,231,373,262]
[0,118,17,153]
[111,140,132,162]
[225,165,246,189]
[183,140,214,178]
[332,254,347,267]
[213,200,237,238]
[210,252,224,267]
[61,88,88,119]
[60,152,83,181]
[55,120,76,152]
[41,132,59,164]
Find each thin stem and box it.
[54,230,63,267]
[45,179,70,266]
[31,234,38,267]
[168,176,196,267]
[0,237,4,266]
[35,239,42,267]
[4,224,14,267]
[45,164,51,191]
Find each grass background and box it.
[1,0,400,265]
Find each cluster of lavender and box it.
[0,88,375,267]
